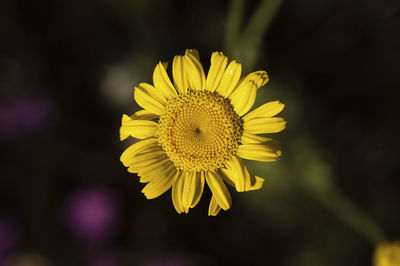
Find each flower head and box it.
[374,241,400,266]
[120,49,286,215]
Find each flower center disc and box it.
[157,90,243,172]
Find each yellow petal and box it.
[153,61,177,99]
[206,52,228,92]
[191,171,205,208]
[241,131,282,155]
[219,168,235,187]
[125,150,168,179]
[120,138,158,166]
[185,49,200,60]
[172,55,188,94]
[231,81,257,117]
[243,100,285,122]
[244,117,287,134]
[129,156,170,176]
[128,150,165,167]
[215,60,242,97]
[241,131,271,144]
[181,171,196,213]
[173,171,186,213]
[229,71,269,116]
[205,171,232,210]
[134,83,167,115]
[221,166,265,192]
[142,164,178,199]
[247,176,265,191]
[171,173,183,214]
[237,143,280,162]
[224,155,251,192]
[183,49,206,91]
[208,196,222,216]
[139,160,174,183]
[120,114,158,140]
[130,109,159,120]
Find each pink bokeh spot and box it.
[64,186,120,244]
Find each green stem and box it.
[314,187,387,245]
[242,0,284,41]
[225,0,244,55]
[231,0,284,70]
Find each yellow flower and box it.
[374,241,400,266]
[120,49,286,216]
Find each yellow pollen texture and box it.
[157,90,243,172]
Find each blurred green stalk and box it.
[225,0,284,70]
[225,0,244,55]
[298,142,387,245]
[227,0,386,246]
[313,186,387,245]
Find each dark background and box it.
[0,0,399,265]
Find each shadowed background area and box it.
[0,0,399,265]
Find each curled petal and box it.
[229,71,269,116]
[247,176,265,191]
[120,114,158,140]
[221,163,265,192]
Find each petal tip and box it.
[119,133,128,141]
[122,114,130,122]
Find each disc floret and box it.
[157,90,243,172]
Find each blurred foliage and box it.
[226,0,284,70]
[0,0,399,265]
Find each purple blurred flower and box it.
[64,186,120,245]
[0,215,19,262]
[0,97,54,140]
